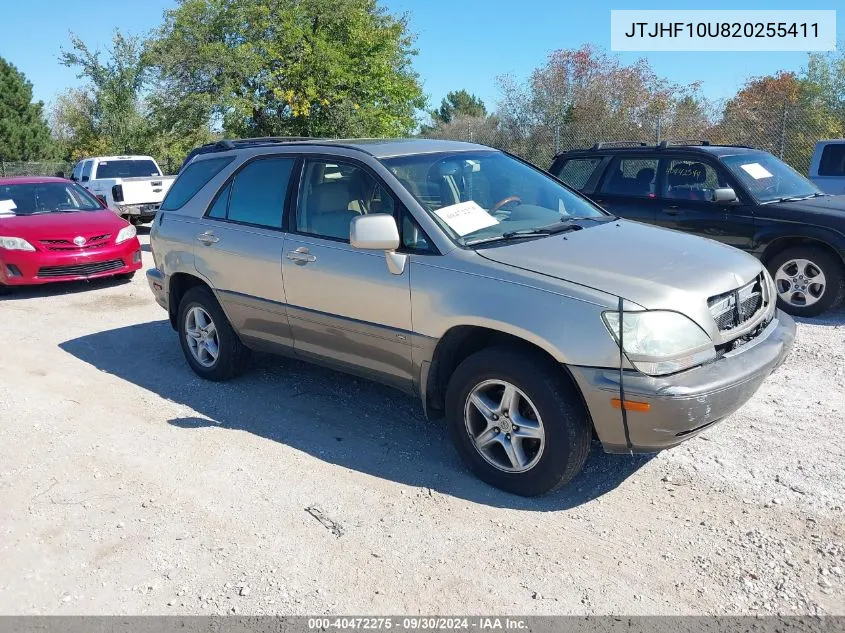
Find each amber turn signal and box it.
[611,398,651,412]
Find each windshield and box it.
[0,182,103,216]
[380,151,607,245]
[94,159,161,179]
[721,151,821,203]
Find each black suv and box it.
[549,141,845,317]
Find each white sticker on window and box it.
[740,163,773,180]
[434,200,499,237]
[0,199,17,213]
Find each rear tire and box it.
[177,285,251,381]
[445,346,592,496]
[767,246,844,317]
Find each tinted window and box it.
[555,158,601,190]
[819,145,845,176]
[161,157,234,211]
[81,161,93,181]
[599,157,658,197]
[71,162,83,181]
[95,159,161,179]
[297,160,395,241]
[226,157,294,228]
[664,159,727,201]
[207,181,231,219]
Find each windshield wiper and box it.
[465,223,582,246]
[561,215,617,222]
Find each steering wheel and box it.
[490,195,522,214]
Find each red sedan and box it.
[0,177,142,290]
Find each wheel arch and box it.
[761,235,845,269]
[167,272,212,329]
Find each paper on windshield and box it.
[740,163,773,180]
[434,201,499,237]
[0,199,16,216]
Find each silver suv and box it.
[147,138,796,496]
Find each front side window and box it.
[819,144,845,177]
[94,159,161,179]
[721,151,821,203]
[161,156,234,211]
[554,157,602,190]
[381,151,606,246]
[296,160,395,241]
[664,159,726,201]
[599,157,658,198]
[0,182,103,216]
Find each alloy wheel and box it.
[184,306,219,368]
[774,258,826,308]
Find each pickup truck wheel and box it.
[768,246,844,317]
[177,286,251,381]
[445,347,591,496]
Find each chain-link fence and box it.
[0,161,75,178]
[422,110,833,175]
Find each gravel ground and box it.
[0,230,843,616]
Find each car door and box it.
[193,155,297,349]
[281,158,414,391]
[654,156,756,251]
[590,155,662,224]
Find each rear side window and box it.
[599,157,658,197]
[554,157,601,190]
[819,145,845,176]
[161,157,234,211]
[215,157,295,228]
[81,161,93,182]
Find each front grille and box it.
[40,234,111,251]
[708,273,767,332]
[37,259,124,278]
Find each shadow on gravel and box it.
[793,305,845,328]
[0,276,134,301]
[60,320,652,511]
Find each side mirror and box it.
[95,195,108,208]
[81,175,89,183]
[713,188,737,203]
[350,214,406,275]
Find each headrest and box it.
[635,167,655,183]
[310,182,352,212]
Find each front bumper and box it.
[569,310,796,453]
[0,239,143,286]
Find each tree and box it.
[59,31,151,156]
[0,57,52,161]
[432,90,487,125]
[147,0,426,138]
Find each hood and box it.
[476,220,763,310]
[0,210,128,242]
[763,195,845,227]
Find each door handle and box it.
[286,246,317,264]
[196,231,219,244]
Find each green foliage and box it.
[432,90,487,125]
[0,57,53,160]
[147,0,426,138]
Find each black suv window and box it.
[224,157,295,228]
[664,159,726,202]
[819,144,845,176]
[555,157,601,190]
[599,157,658,197]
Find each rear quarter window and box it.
[819,144,845,177]
[160,157,235,211]
[554,157,602,190]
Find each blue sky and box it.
[2,0,841,114]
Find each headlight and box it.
[0,236,36,251]
[115,225,137,244]
[602,310,716,376]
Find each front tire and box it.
[767,246,844,317]
[177,286,251,381]
[445,346,592,496]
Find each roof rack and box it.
[657,139,711,149]
[213,136,323,150]
[589,141,650,150]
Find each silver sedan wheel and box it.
[774,258,826,308]
[464,379,545,473]
[184,306,219,368]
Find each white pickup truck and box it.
[70,155,176,224]
[809,140,845,195]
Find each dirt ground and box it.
[0,229,843,616]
